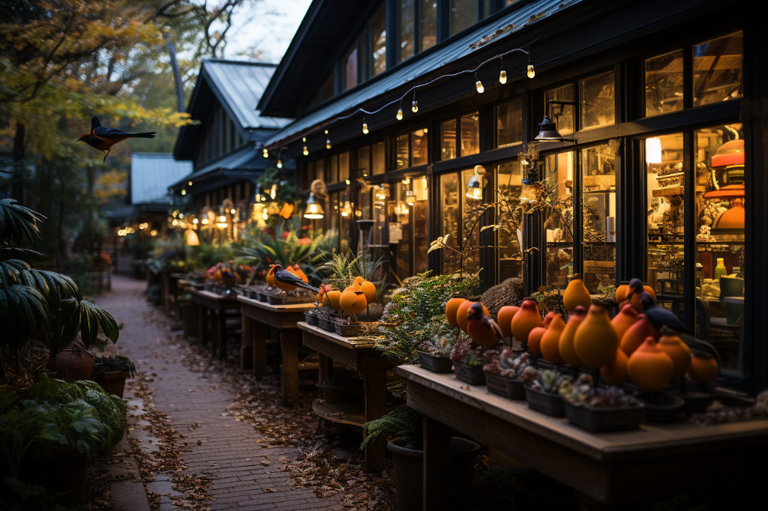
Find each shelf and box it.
[653,186,684,197]
[312,400,364,430]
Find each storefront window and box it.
[339,152,350,182]
[645,50,684,117]
[495,161,525,282]
[497,99,522,148]
[461,168,482,275]
[413,176,429,273]
[545,85,574,136]
[371,3,387,76]
[358,146,370,178]
[391,182,412,281]
[315,159,325,183]
[645,133,685,320]
[303,161,315,190]
[440,173,460,272]
[372,141,386,175]
[544,152,574,288]
[329,154,339,183]
[580,71,615,130]
[399,0,415,62]
[441,119,457,160]
[396,134,409,169]
[695,124,745,371]
[581,144,617,293]
[343,43,358,91]
[450,0,476,35]
[420,0,437,51]
[694,32,743,107]
[460,112,480,156]
[412,128,428,166]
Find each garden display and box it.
[205,261,252,294]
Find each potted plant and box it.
[91,354,136,398]
[451,340,488,386]
[483,349,533,399]
[416,322,457,373]
[523,369,571,417]
[559,375,645,432]
[361,406,480,511]
[303,307,319,326]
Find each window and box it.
[581,144,617,292]
[371,3,387,76]
[339,152,350,182]
[320,73,334,102]
[391,181,412,280]
[396,134,409,169]
[544,152,574,288]
[496,99,522,147]
[461,168,482,275]
[460,112,480,156]
[450,0,476,36]
[412,176,429,273]
[342,43,358,91]
[441,119,457,160]
[420,0,437,51]
[645,50,684,117]
[580,71,615,129]
[399,0,415,62]
[358,146,370,177]
[412,128,428,166]
[694,32,743,107]
[329,154,339,183]
[441,112,479,160]
[495,161,525,282]
[372,141,386,175]
[545,85,575,136]
[440,173,460,272]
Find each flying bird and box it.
[466,302,505,347]
[639,293,691,335]
[272,264,319,293]
[78,116,156,162]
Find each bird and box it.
[621,278,644,312]
[77,116,156,162]
[466,302,505,347]
[639,293,691,335]
[272,264,319,293]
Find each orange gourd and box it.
[266,265,277,286]
[340,289,367,314]
[325,290,342,310]
[291,265,309,283]
[574,305,619,368]
[559,306,587,367]
[457,300,489,333]
[360,280,377,304]
[627,336,674,391]
[543,311,557,328]
[540,315,566,364]
[620,314,653,356]
[445,297,466,329]
[688,351,719,384]
[497,306,520,337]
[563,278,592,312]
[643,285,656,299]
[615,281,630,304]
[527,326,546,356]
[657,330,691,377]
[611,304,638,342]
[511,298,543,344]
[600,349,629,385]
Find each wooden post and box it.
[422,415,451,511]
[252,322,267,379]
[280,329,300,406]
[198,305,209,345]
[241,314,253,371]
[217,308,227,361]
[363,370,387,471]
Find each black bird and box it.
[272,264,319,293]
[78,116,156,162]
[639,293,691,335]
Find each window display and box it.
[544,152,574,288]
[440,173,460,272]
[497,99,522,148]
[645,50,684,117]
[694,32,742,107]
[495,161,524,282]
[441,119,457,160]
[545,85,574,136]
[581,144,616,292]
[460,113,480,157]
[579,71,615,129]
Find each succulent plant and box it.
[519,365,539,386]
[560,374,641,408]
[531,369,572,394]
[482,350,501,374]
[450,339,473,363]
[497,350,532,379]
[465,351,484,367]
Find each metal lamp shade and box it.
[304,194,324,219]
[535,115,564,142]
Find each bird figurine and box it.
[638,293,690,335]
[466,302,505,347]
[272,264,319,293]
[78,116,156,162]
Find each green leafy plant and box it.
[240,224,328,285]
[91,354,136,378]
[361,405,423,451]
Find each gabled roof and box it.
[130,153,193,205]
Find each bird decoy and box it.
[78,116,156,162]
[272,264,319,293]
[466,302,505,347]
[639,293,691,335]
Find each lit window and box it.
[694,32,743,107]
[580,71,615,129]
[496,99,522,147]
[343,43,358,91]
[399,0,415,62]
[411,128,428,166]
[544,152,575,288]
[396,134,409,169]
[581,144,617,292]
[372,142,386,175]
[645,50,684,117]
[460,112,480,156]
[545,84,575,136]
[441,119,457,160]
[371,4,387,76]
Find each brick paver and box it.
[98,275,340,510]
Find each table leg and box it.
[198,305,209,345]
[363,370,387,472]
[318,354,333,385]
[423,415,451,511]
[217,309,227,361]
[209,310,219,358]
[241,314,253,371]
[280,329,300,407]
[252,321,267,379]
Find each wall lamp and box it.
[535,100,579,142]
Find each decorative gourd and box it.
[688,350,719,384]
[563,277,592,312]
[615,281,630,303]
[600,349,629,385]
[511,298,543,344]
[627,336,674,391]
[360,280,377,304]
[619,314,653,356]
[527,327,546,356]
[573,305,619,367]
[457,299,489,333]
[540,315,566,364]
[611,304,639,341]
[291,264,309,283]
[497,305,520,337]
[643,285,656,299]
[340,289,367,315]
[325,290,342,310]
[542,311,557,328]
[445,297,466,329]
[657,328,691,377]
[558,306,587,367]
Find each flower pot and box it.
[484,372,525,400]
[334,323,361,337]
[317,318,334,332]
[454,361,486,385]
[45,448,88,506]
[256,292,268,303]
[388,437,480,511]
[563,400,645,432]
[92,370,128,398]
[418,352,453,373]
[679,390,716,413]
[180,302,200,338]
[524,386,565,417]
[634,391,685,423]
[304,312,319,326]
[268,295,286,305]
[50,349,95,383]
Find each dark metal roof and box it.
[130,153,193,204]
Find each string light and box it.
[396,107,403,121]
[277,159,283,168]
[527,59,536,79]
[181,189,186,196]
[302,137,308,156]
[263,148,269,158]
[499,60,507,84]
[411,91,418,113]
[475,72,484,93]
[188,181,193,186]
[325,129,331,149]
[362,118,369,134]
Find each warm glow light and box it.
[302,137,308,156]
[193,218,198,225]
[411,100,418,113]
[466,187,483,200]
[185,229,200,246]
[326,138,331,149]
[375,184,389,200]
[201,218,209,225]
[217,222,227,229]
[646,138,662,164]
[172,219,178,226]
[304,203,323,219]
[362,122,369,135]
[188,181,193,186]
[230,209,236,215]
[402,177,410,185]
[406,191,416,206]
[340,200,352,217]
[527,64,536,79]
[396,108,403,121]
[262,209,268,220]
[499,69,507,84]
[476,80,484,93]
[150,229,158,236]
[263,148,269,158]
[277,159,283,168]
[219,215,227,223]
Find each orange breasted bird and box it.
[78,116,155,162]
[466,302,505,347]
[272,264,319,293]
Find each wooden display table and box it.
[238,296,315,407]
[398,365,768,510]
[189,289,241,361]
[299,322,393,472]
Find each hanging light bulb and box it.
[396,107,403,121]
[527,64,536,79]
[263,148,269,158]
[499,68,507,84]
[325,130,331,149]
[172,219,178,226]
[475,73,484,93]
[406,190,416,206]
[340,200,353,217]
[181,189,187,196]
[411,92,419,113]
[277,159,283,168]
[188,181,193,186]
[362,120,369,134]
[375,184,390,200]
[302,137,309,156]
[262,209,268,220]
[230,208,236,215]
[201,218,209,225]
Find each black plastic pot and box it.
[635,391,685,423]
[524,386,565,417]
[454,361,486,385]
[563,400,645,432]
[679,390,716,413]
[318,318,334,332]
[334,322,362,337]
[267,295,286,305]
[388,437,480,511]
[418,352,454,373]
[304,312,319,326]
[484,372,525,400]
[256,292,268,303]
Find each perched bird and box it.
[639,293,691,335]
[272,264,319,293]
[626,278,644,312]
[466,302,505,347]
[78,116,155,162]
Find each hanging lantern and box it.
[304,193,324,219]
[396,108,403,121]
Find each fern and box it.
[0,199,44,247]
[361,405,423,451]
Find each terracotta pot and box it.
[92,371,128,398]
[540,314,566,364]
[600,349,629,385]
[527,326,546,356]
[558,306,586,367]
[563,278,592,312]
[573,305,619,368]
[45,448,88,506]
[620,314,653,356]
[688,350,719,384]
[446,297,466,329]
[611,304,638,342]
[615,281,630,303]
[497,305,519,337]
[658,331,691,377]
[511,298,543,344]
[627,337,674,391]
[50,350,95,383]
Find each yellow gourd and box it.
[559,306,586,367]
[600,349,629,385]
[340,289,367,315]
[563,278,592,312]
[573,305,619,367]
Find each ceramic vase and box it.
[497,305,519,337]
[611,304,638,341]
[511,298,543,344]
[688,350,719,384]
[600,349,629,385]
[558,306,586,367]
[563,278,592,312]
[658,330,691,377]
[620,314,653,356]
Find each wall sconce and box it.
[466,165,487,200]
[375,184,390,200]
[535,101,578,142]
[304,179,326,219]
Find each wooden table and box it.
[398,365,768,510]
[189,289,241,361]
[238,297,315,407]
[299,322,393,472]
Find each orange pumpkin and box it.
[620,314,653,356]
[540,315,566,364]
[527,327,546,356]
[511,298,543,344]
[688,351,719,384]
[497,306,520,337]
[340,289,367,315]
[573,305,619,368]
[559,306,587,367]
[627,336,674,391]
[446,297,466,329]
[360,280,377,304]
[611,304,638,341]
[600,349,629,385]
[657,330,691,377]
[563,278,592,312]
[325,290,342,310]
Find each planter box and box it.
[564,400,645,432]
[267,295,286,305]
[454,361,486,386]
[286,295,314,304]
[484,372,525,400]
[317,318,334,332]
[679,390,715,413]
[92,370,128,398]
[418,352,453,373]
[334,322,361,337]
[304,312,319,326]
[524,386,565,417]
[635,391,684,423]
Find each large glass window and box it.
[343,43,358,91]
[440,173,460,272]
[441,119,457,160]
[358,146,370,178]
[396,134,410,169]
[399,0,415,62]
[645,50,684,117]
[580,71,615,129]
[545,85,575,136]
[372,141,386,175]
[694,32,743,107]
[391,182,412,281]
[497,99,522,148]
[412,176,429,274]
[544,152,574,288]
[420,0,437,52]
[495,161,525,282]
[460,112,480,156]
[339,152,350,182]
[371,3,387,76]
[412,128,428,166]
[581,144,617,293]
[450,0,476,36]
[461,168,482,275]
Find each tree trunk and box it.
[166,41,185,113]
[12,122,25,201]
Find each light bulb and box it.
[193,218,198,224]
[402,177,410,185]
[527,64,535,79]
[326,138,331,149]
[411,100,418,113]
[263,148,269,158]
[475,80,484,93]
[396,108,403,120]
[362,122,369,134]
[262,210,268,220]
[181,189,186,196]
[202,218,209,225]
[172,219,178,226]
[188,181,193,186]
[303,145,308,156]
[277,159,283,168]
[230,209,236,215]
[499,69,507,84]
[406,191,416,206]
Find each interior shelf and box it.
[312,399,364,431]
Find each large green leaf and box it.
[57,298,119,347]
[0,199,45,246]
[31,270,80,303]
[0,285,49,348]
[0,259,30,288]
[0,247,47,263]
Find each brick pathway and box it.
[99,275,340,510]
